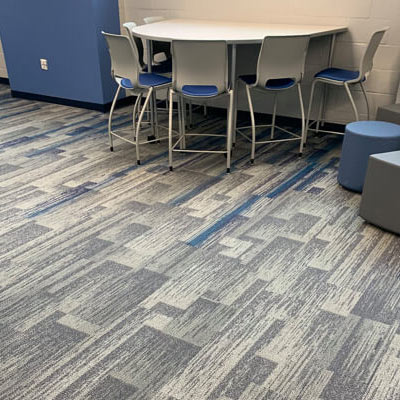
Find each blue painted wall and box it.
[0,0,120,105]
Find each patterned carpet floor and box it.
[0,82,400,400]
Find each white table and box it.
[131,19,347,135]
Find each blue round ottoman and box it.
[338,121,400,192]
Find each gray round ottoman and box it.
[338,121,400,192]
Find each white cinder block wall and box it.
[122,0,400,123]
[0,39,8,78]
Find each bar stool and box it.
[238,35,310,163]
[168,40,234,173]
[306,27,389,137]
[143,17,205,126]
[123,22,172,142]
[102,32,172,165]
[141,18,205,127]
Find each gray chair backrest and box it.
[171,40,229,95]
[123,22,145,69]
[359,27,389,79]
[102,32,140,87]
[255,35,310,89]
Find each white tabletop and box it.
[131,19,347,44]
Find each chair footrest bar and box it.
[184,133,227,138]
[139,136,170,145]
[111,131,178,146]
[275,126,300,137]
[307,128,344,136]
[172,149,228,154]
[236,130,253,142]
[236,124,301,142]
[254,137,301,144]
[236,124,272,132]
[110,131,136,145]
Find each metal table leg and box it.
[316,33,336,133]
[231,44,238,146]
[146,39,157,139]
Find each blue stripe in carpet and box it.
[25,117,130,157]
[266,163,315,198]
[187,142,340,247]
[0,106,42,120]
[294,157,338,191]
[188,195,260,247]
[26,146,170,218]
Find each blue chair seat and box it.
[121,78,135,89]
[266,78,295,89]
[121,74,171,89]
[240,75,295,89]
[315,68,361,82]
[181,85,219,97]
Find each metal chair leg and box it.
[138,97,142,120]
[298,84,306,156]
[148,89,156,140]
[108,85,121,152]
[233,80,239,147]
[271,93,278,139]
[177,96,183,149]
[246,85,256,164]
[136,87,153,165]
[166,88,170,115]
[316,82,325,133]
[168,89,174,171]
[132,93,142,139]
[344,82,359,121]
[180,97,187,149]
[360,82,370,120]
[182,99,188,130]
[189,101,193,128]
[153,90,159,140]
[226,90,234,173]
[306,80,317,144]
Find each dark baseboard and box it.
[200,104,345,133]
[0,77,10,85]
[10,90,135,113]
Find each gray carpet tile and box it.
[0,83,400,400]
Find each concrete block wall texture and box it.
[119,0,400,124]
